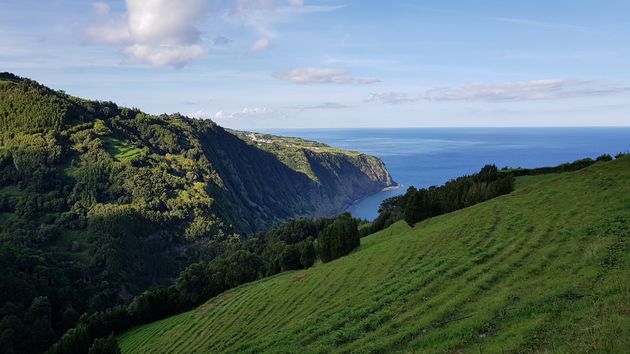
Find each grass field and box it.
[119,158,630,353]
[101,136,143,162]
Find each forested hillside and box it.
[0,73,393,353]
[119,156,630,353]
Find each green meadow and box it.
[119,157,630,353]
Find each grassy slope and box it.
[119,158,630,353]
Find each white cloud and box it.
[250,37,271,51]
[366,80,630,104]
[86,0,342,66]
[357,77,381,85]
[124,44,205,68]
[86,0,208,67]
[365,92,416,104]
[424,80,629,101]
[273,67,380,85]
[190,107,274,120]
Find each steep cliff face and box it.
[230,131,394,219]
[187,127,395,234]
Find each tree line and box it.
[358,154,625,237]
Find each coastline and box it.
[342,182,402,216]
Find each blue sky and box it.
[1,0,629,128]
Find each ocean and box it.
[262,127,630,220]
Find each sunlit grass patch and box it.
[101,136,143,161]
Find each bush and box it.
[596,154,613,162]
[88,334,120,354]
[279,245,302,271]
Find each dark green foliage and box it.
[317,213,360,263]
[403,165,514,226]
[365,165,515,229]
[299,238,316,268]
[51,216,341,350]
[265,218,331,244]
[0,245,87,354]
[88,334,120,354]
[403,187,423,226]
[596,154,613,162]
[501,157,598,176]
[279,244,302,271]
[46,325,90,354]
[26,297,56,353]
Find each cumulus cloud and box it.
[124,44,205,68]
[87,0,208,67]
[189,107,274,120]
[86,0,342,65]
[366,80,630,104]
[273,67,380,85]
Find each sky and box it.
[1,0,629,129]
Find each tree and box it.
[596,154,613,162]
[317,213,359,263]
[27,296,56,353]
[47,325,90,354]
[88,334,120,354]
[403,187,422,226]
[299,239,316,268]
[279,245,302,271]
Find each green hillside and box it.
[119,157,630,353]
[0,73,395,353]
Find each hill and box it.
[0,73,393,353]
[119,157,630,353]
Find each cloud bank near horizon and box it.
[366,80,630,104]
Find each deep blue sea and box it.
[262,128,630,220]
